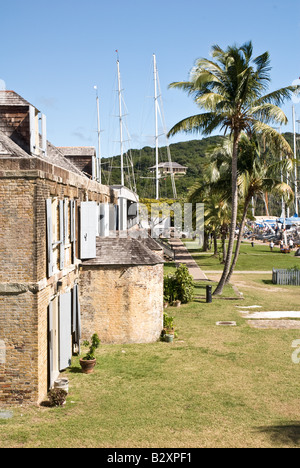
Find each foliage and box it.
[287,265,300,272]
[167,40,298,296]
[163,312,175,331]
[164,264,194,304]
[82,333,101,361]
[48,389,67,407]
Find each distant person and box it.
[270,241,274,251]
[289,239,294,250]
[251,241,254,247]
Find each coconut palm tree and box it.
[225,134,294,284]
[168,41,297,295]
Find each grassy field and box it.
[1,251,300,448]
[184,240,300,271]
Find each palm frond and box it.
[249,103,288,125]
[252,121,293,156]
[167,112,225,137]
[254,86,297,106]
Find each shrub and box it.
[164,264,194,304]
[82,333,101,361]
[48,389,67,407]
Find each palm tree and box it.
[225,134,293,284]
[168,41,297,295]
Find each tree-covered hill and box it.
[101,135,227,199]
[101,132,297,202]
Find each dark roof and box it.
[58,147,96,157]
[0,129,88,177]
[133,232,163,251]
[82,236,164,266]
[0,132,31,158]
[45,139,85,176]
[0,90,35,108]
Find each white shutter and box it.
[72,284,81,353]
[70,200,76,262]
[59,200,64,269]
[80,201,97,259]
[64,199,68,244]
[99,203,110,237]
[118,197,127,231]
[109,203,118,231]
[48,301,55,387]
[46,199,54,277]
[59,292,72,371]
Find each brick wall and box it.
[0,157,118,405]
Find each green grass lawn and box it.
[184,240,300,271]
[1,270,300,448]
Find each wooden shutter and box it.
[46,199,54,277]
[80,201,97,259]
[99,203,110,237]
[70,200,76,263]
[109,203,118,231]
[59,292,72,371]
[48,301,55,388]
[59,200,64,269]
[64,199,68,244]
[118,197,127,231]
[72,284,81,353]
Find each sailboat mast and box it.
[153,54,159,200]
[94,86,101,184]
[293,105,298,215]
[117,59,124,186]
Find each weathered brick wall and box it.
[0,291,38,405]
[0,157,118,405]
[79,264,164,344]
[0,177,36,283]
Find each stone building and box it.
[79,235,164,344]
[0,90,164,406]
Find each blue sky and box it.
[1,0,300,160]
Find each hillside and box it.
[101,135,225,199]
[101,132,296,201]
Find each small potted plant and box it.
[162,312,175,342]
[79,333,100,374]
[48,388,68,407]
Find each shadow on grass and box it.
[261,279,274,285]
[256,422,300,446]
[68,366,82,374]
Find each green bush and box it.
[164,264,194,304]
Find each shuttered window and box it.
[59,200,64,270]
[99,203,110,237]
[59,292,72,371]
[80,201,97,259]
[72,284,81,354]
[46,199,54,278]
[70,200,76,262]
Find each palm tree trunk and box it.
[203,229,209,252]
[225,196,251,284]
[213,130,240,295]
[221,227,227,263]
[213,231,218,256]
[264,192,269,216]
